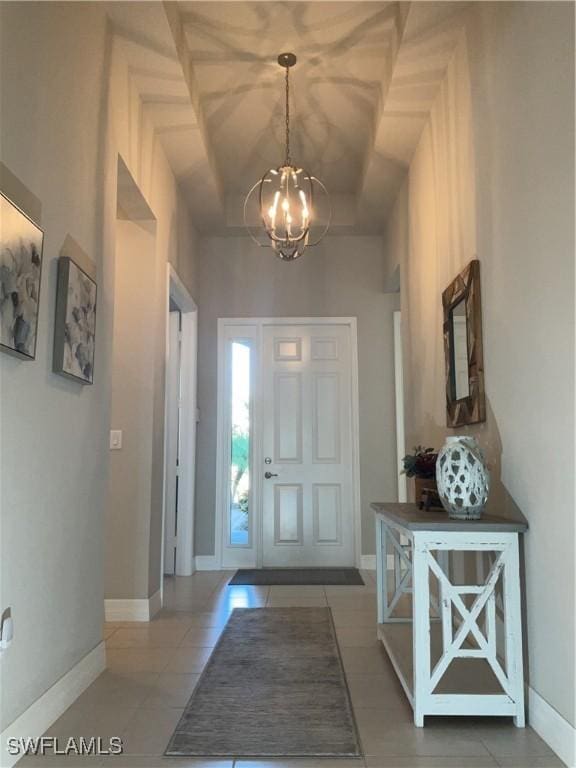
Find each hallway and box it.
[1,1,574,766]
[24,573,561,768]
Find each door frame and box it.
[393,311,408,502]
[164,310,182,577]
[215,317,362,569]
[161,265,198,594]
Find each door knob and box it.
[264,471,279,479]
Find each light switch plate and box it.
[0,615,13,651]
[109,430,123,450]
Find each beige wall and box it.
[104,35,200,601]
[194,235,399,557]
[385,2,574,727]
[0,2,111,731]
[0,2,198,730]
[383,177,408,292]
[106,219,157,600]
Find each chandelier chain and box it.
[285,64,290,166]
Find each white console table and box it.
[372,503,528,727]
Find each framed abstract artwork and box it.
[0,192,44,360]
[53,256,97,384]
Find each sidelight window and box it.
[228,340,252,546]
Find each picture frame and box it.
[53,256,97,385]
[0,192,44,360]
[442,259,486,427]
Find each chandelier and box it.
[244,53,331,261]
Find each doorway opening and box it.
[163,305,182,576]
[161,266,198,587]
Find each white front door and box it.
[261,324,355,566]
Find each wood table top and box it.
[371,502,528,533]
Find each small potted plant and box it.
[402,446,441,509]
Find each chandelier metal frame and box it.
[243,52,331,261]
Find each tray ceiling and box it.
[105,1,471,234]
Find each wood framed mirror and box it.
[442,259,486,427]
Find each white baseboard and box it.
[148,589,161,619]
[360,554,395,570]
[104,589,161,622]
[0,641,106,768]
[529,686,576,768]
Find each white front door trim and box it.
[215,317,362,570]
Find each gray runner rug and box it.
[165,607,363,758]
[229,567,364,586]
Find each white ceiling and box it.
[180,3,400,194]
[105,1,471,235]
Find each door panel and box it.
[262,324,355,567]
[274,484,303,544]
[313,484,342,545]
[274,373,303,463]
[311,336,339,360]
[313,373,340,462]
[275,338,302,361]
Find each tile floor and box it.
[19,570,563,768]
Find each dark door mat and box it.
[228,568,364,586]
[165,607,363,758]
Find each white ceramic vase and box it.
[436,436,490,520]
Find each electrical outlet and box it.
[109,430,123,450]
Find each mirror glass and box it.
[449,297,470,400]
